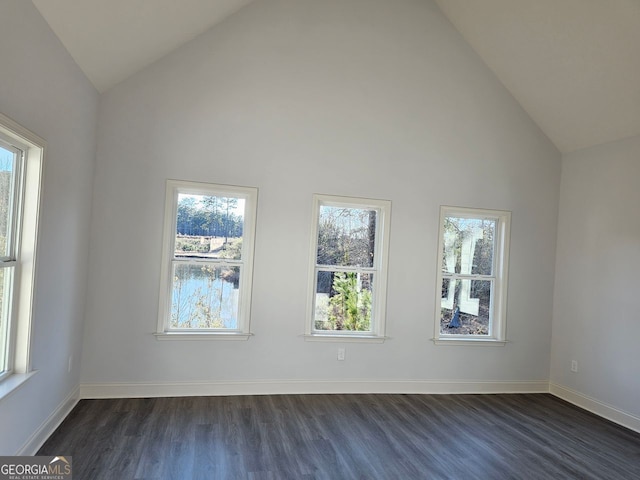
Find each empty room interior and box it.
[1,0,640,477]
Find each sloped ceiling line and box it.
[32,0,640,153]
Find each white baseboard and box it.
[550,383,640,434]
[80,379,549,399]
[28,381,639,450]
[16,385,80,455]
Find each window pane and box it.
[439,278,492,335]
[0,146,17,258]
[442,217,495,275]
[175,193,244,260]
[171,263,240,329]
[314,270,373,331]
[0,267,13,373]
[317,206,376,267]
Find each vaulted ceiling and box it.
[31,0,255,93]
[31,0,640,153]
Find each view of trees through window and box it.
[170,193,245,329]
[314,205,377,332]
[440,216,495,335]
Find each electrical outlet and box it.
[571,360,578,373]
[337,348,346,361]
[68,355,73,373]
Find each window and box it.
[156,181,257,340]
[0,113,43,388]
[0,139,22,379]
[434,206,511,345]
[306,194,391,342]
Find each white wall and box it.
[551,134,640,422]
[0,1,98,454]
[82,0,560,394]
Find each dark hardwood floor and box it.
[38,393,640,479]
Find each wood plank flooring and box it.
[37,393,640,479]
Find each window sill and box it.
[154,332,253,341]
[0,371,38,402]
[432,337,507,346]
[303,334,387,344]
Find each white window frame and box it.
[0,113,44,396]
[155,180,258,341]
[305,194,391,343]
[433,206,511,346]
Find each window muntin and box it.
[308,195,390,339]
[435,207,510,344]
[157,181,257,338]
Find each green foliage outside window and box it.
[320,272,372,331]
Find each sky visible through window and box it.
[0,146,13,171]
